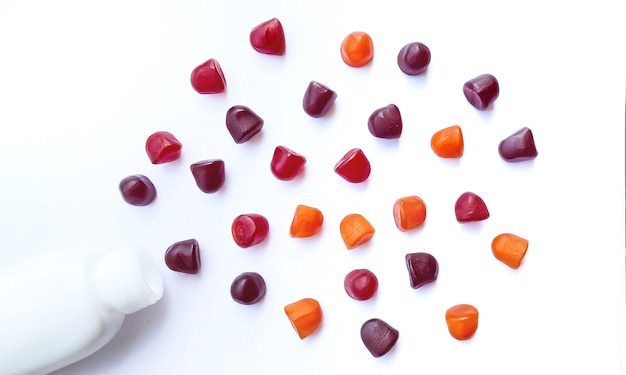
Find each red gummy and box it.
[270,146,306,181]
[232,214,270,248]
[250,18,286,56]
[455,192,490,222]
[344,269,378,301]
[164,239,201,274]
[190,58,226,94]
[190,159,225,194]
[463,74,499,110]
[334,148,371,183]
[119,174,156,206]
[145,131,182,164]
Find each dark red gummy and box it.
[250,18,286,56]
[270,146,306,181]
[397,42,431,75]
[119,174,156,206]
[226,105,264,144]
[463,74,499,110]
[302,81,337,118]
[360,318,399,358]
[334,148,371,183]
[405,252,438,289]
[145,131,182,164]
[230,272,266,305]
[344,269,378,301]
[190,58,226,94]
[368,104,402,139]
[190,159,225,193]
[232,214,270,248]
[164,239,201,274]
[455,192,490,223]
[498,127,538,162]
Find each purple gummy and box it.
[405,252,439,289]
[498,127,538,162]
[225,105,264,143]
[303,81,337,118]
[368,104,403,139]
[463,74,499,110]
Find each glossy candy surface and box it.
[145,131,182,164]
[498,127,538,162]
[190,159,225,194]
[455,192,489,223]
[290,205,324,238]
[393,196,426,231]
[492,233,529,269]
[302,81,337,118]
[445,304,479,341]
[164,239,201,274]
[431,125,464,158]
[463,74,499,110]
[334,148,371,183]
[284,298,322,339]
[368,104,402,139]
[190,58,226,94]
[397,42,431,75]
[230,272,266,305]
[340,32,373,67]
[249,18,285,55]
[225,105,264,144]
[119,175,156,206]
[405,252,438,289]
[340,214,375,249]
[270,146,306,180]
[231,214,269,248]
[344,269,378,301]
[360,318,399,358]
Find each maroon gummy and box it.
[463,74,499,110]
[334,148,371,183]
[303,81,337,118]
[455,192,489,222]
[397,42,431,75]
[368,104,403,139]
[344,269,378,301]
[232,214,270,248]
[226,105,264,144]
[230,272,266,305]
[360,318,399,358]
[190,58,226,94]
[249,18,286,56]
[270,146,306,181]
[164,239,201,274]
[119,174,156,206]
[145,131,182,164]
[405,252,438,289]
[498,127,538,162]
[190,159,225,193]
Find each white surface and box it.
[0,0,624,374]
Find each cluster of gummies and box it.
[118,18,538,358]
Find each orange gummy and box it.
[431,125,464,158]
[290,205,324,238]
[339,213,375,249]
[491,233,529,269]
[340,32,373,67]
[445,304,479,341]
[393,196,426,231]
[284,298,323,339]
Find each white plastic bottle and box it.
[0,249,164,375]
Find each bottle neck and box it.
[92,250,163,315]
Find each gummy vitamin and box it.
[334,148,371,183]
[302,81,337,118]
[491,233,529,269]
[231,214,270,248]
[230,272,266,305]
[393,196,426,231]
[190,58,226,94]
[397,42,431,75]
[190,159,225,194]
[289,205,324,238]
[164,239,201,274]
[445,304,479,341]
[368,104,402,139]
[340,213,375,249]
[284,298,323,339]
[249,18,286,56]
[498,127,538,162]
[463,74,499,110]
[431,125,464,158]
[270,146,306,181]
[454,192,489,223]
[360,318,399,357]
[145,131,182,164]
[340,31,373,67]
[225,105,264,144]
[405,252,438,289]
[119,175,156,206]
[344,269,378,301]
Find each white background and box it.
[0,0,624,374]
